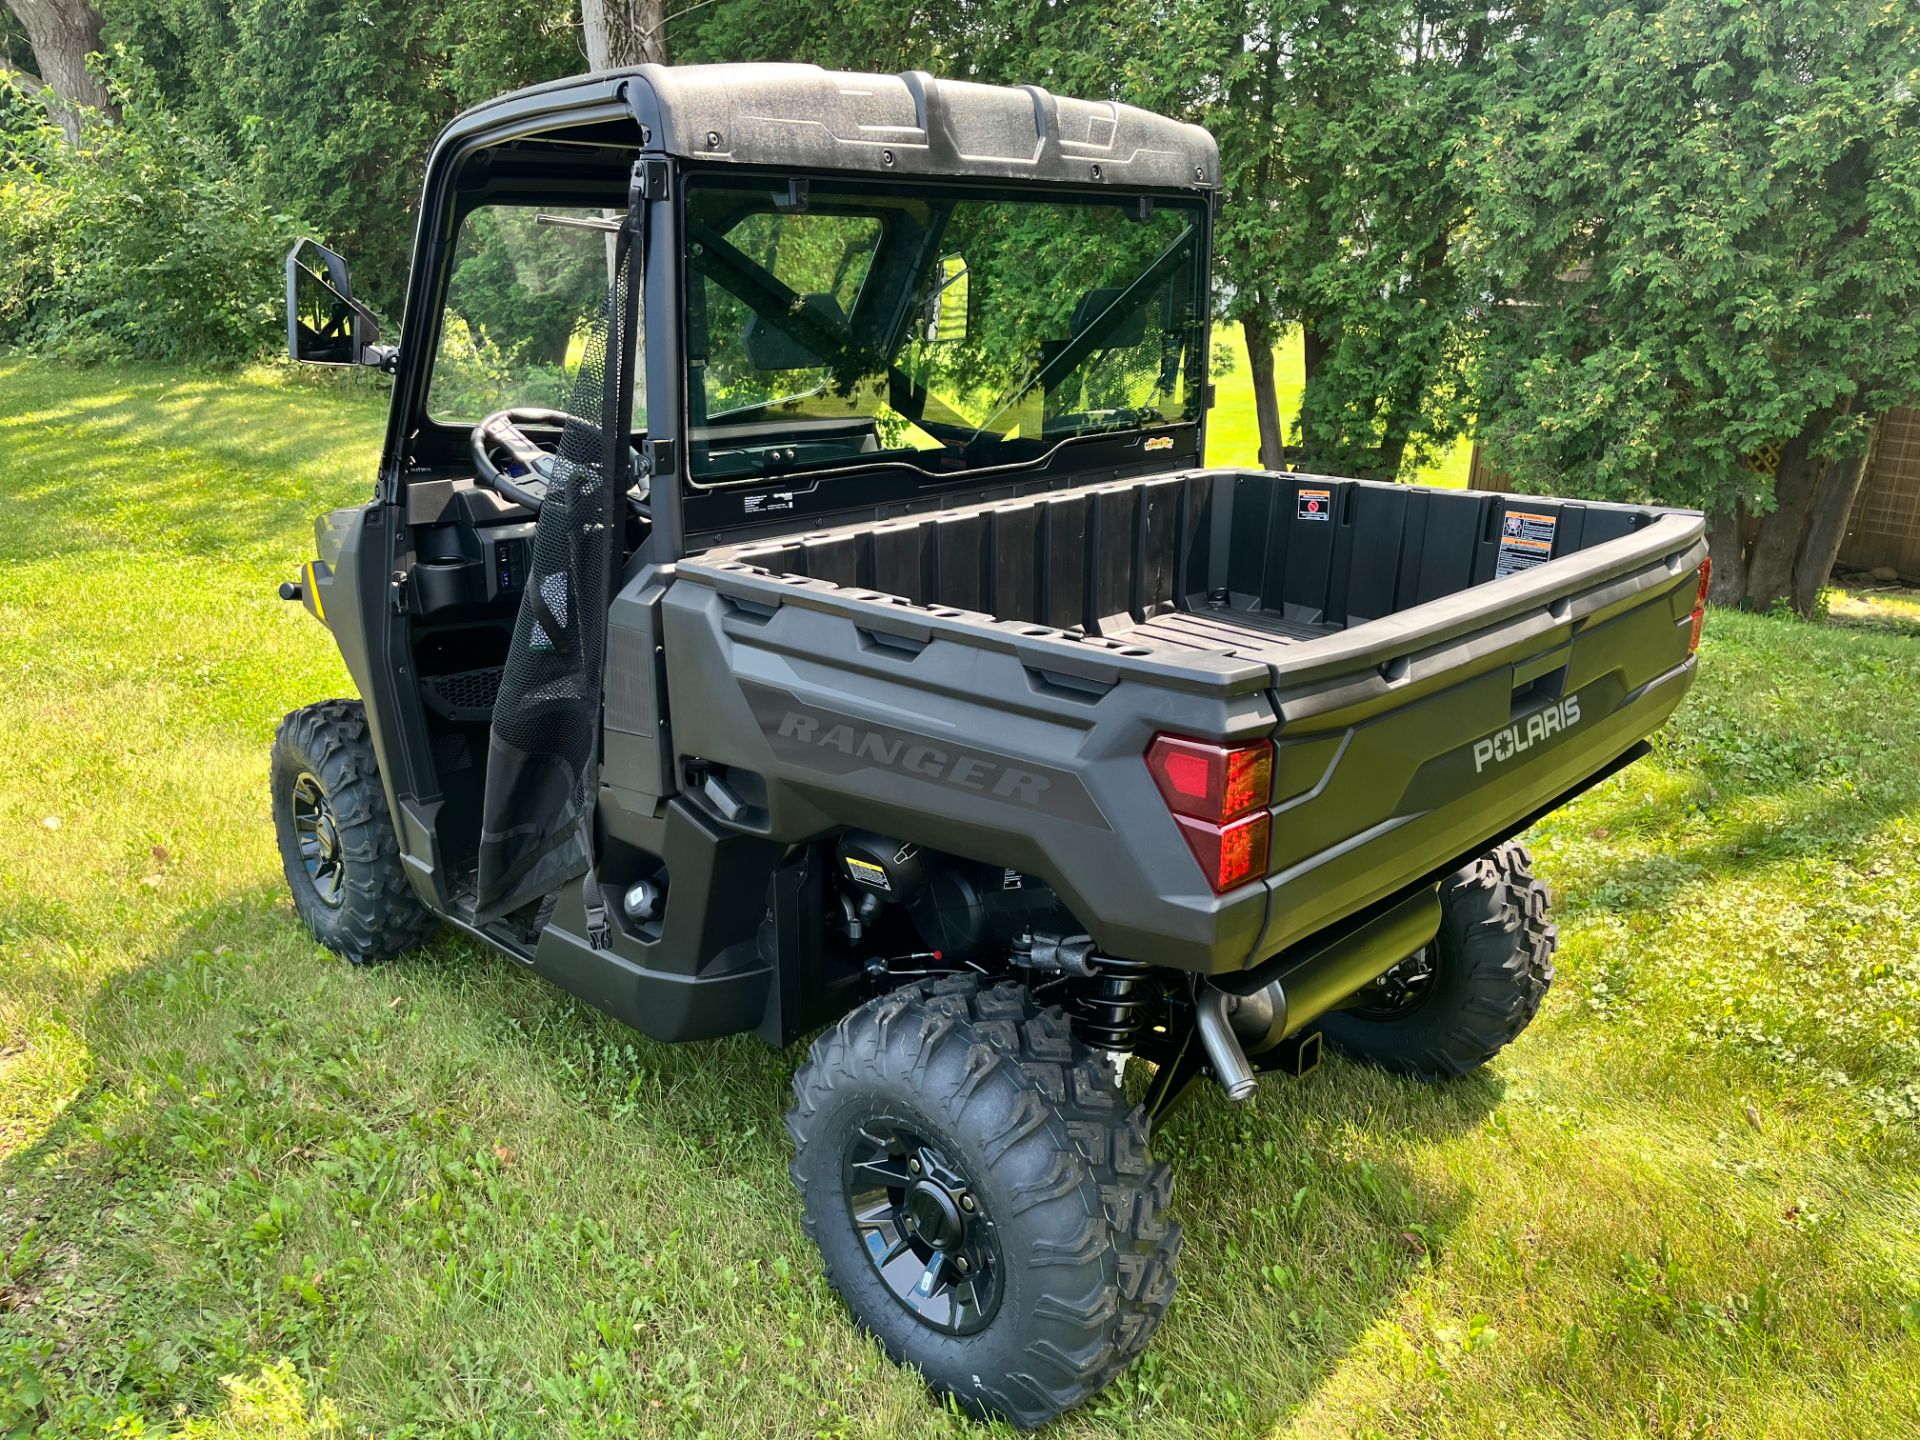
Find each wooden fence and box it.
[1842,406,1920,579]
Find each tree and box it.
[1467,0,1920,615]
[1121,1,1293,470]
[99,0,581,315]
[582,0,667,69]
[5,0,117,142]
[1115,1,1496,479]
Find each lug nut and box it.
[907,1157,921,1174]
[954,1256,970,1273]
[959,1195,975,1212]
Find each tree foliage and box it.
[1466,0,1920,610]
[0,64,297,363]
[1112,1,1496,478]
[0,0,1913,620]
[97,0,582,316]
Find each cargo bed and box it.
[694,471,1683,647]
[665,469,1708,972]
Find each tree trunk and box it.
[1743,426,1820,610]
[1705,505,1747,606]
[1702,409,1875,617]
[1241,313,1287,472]
[5,0,117,144]
[581,0,668,69]
[1790,438,1871,616]
[1374,405,1413,484]
[1295,323,1335,471]
[1300,322,1332,391]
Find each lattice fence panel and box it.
[1842,407,1920,578]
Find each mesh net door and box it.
[474,235,636,924]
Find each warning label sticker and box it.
[1495,509,1558,578]
[844,856,890,890]
[1297,487,1332,522]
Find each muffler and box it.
[1194,882,1443,1102]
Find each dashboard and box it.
[406,477,539,616]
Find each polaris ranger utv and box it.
[273,63,1710,1425]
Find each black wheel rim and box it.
[1348,945,1438,1020]
[291,771,346,909]
[843,1118,1003,1335]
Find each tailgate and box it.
[1245,511,1708,958]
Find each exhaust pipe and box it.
[1193,883,1445,1103]
[1194,985,1257,1102]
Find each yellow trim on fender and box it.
[306,561,326,621]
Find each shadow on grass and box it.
[0,361,386,565]
[2,882,1488,1435]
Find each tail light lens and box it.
[1146,734,1272,822]
[1146,734,1273,892]
[1688,557,1712,653]
[1172,811,1272,892]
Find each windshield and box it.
[685,177,1207,486]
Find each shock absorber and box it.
[1064,956,1159,1053]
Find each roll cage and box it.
[378,64,1221,559]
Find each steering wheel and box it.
[470,408,650,515]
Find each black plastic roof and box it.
[444,63,1219,192]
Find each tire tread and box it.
[272,699,438,965]
[787,978,1179,1427]
[1318,841,1556,1080]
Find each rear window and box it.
[684,176,1207,487]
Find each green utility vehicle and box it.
[273,63,1710,1425]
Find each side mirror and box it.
[286,239,393,368]
[922,254,969,343]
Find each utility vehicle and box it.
[272,63,1709,1426]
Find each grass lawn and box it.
[3,357,1919,1440]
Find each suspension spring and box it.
[1064,957,1160,1052]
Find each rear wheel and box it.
[1317,841,1555,1079]
[271,700,438,964]
[787,977,1179,1428]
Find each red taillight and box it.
[1688,557,1712,653]
[1174,811,1272,892]
[1146,734,1273,822]
[1146,734,1273,892]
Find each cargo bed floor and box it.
[1109,606,1341,654]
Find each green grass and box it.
[1829,582,1920,638]
[3,355,1919,1440]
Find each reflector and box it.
[1174,812,1271,893]
[1689,557,1712,653]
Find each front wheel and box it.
[1317,841,1556,1080]
[271,700,439,964]
[787,977,1179,1428]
